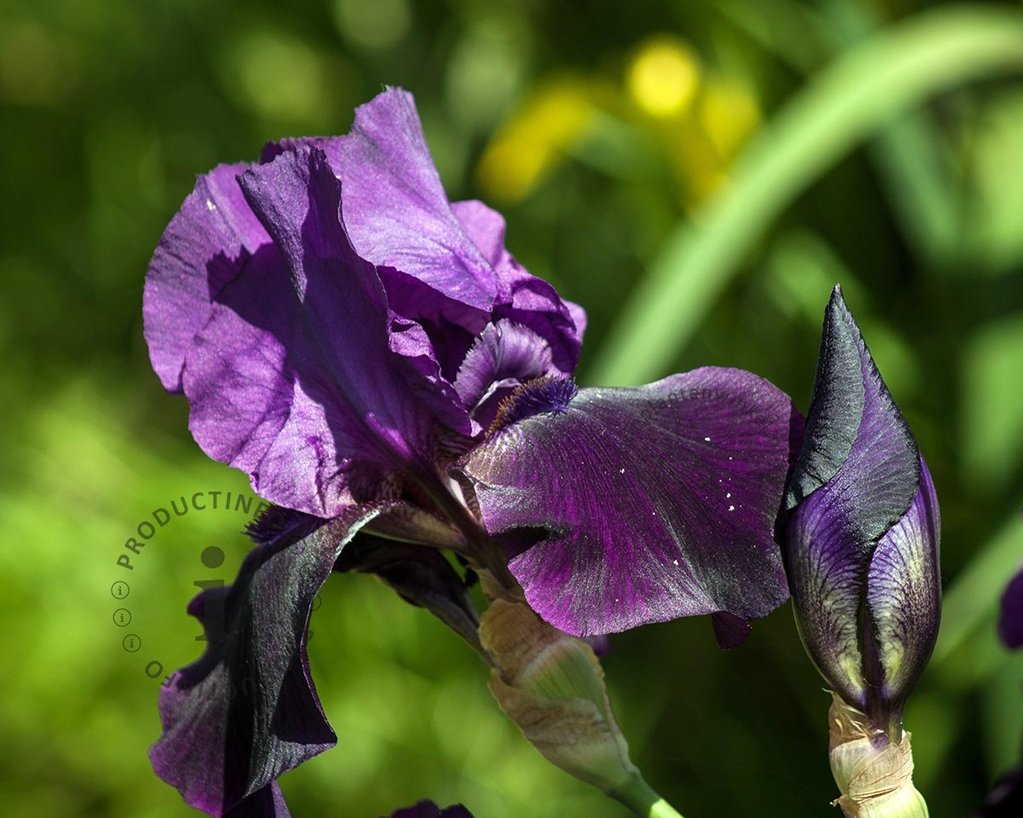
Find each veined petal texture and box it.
[462,367,800,636]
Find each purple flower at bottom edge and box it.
[144,88,802,817]
[999,565,1023,650]
[387,801,474,818]
[784,286,941,734]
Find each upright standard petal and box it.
[254,95,586,386]
[461,368,800,636]
[451,199,585,374]
[144,163,269,392]
[338,88,496,319]
[785,286,940,722]
[453,320,560,426]
[150,504,391,817]
[182,147,468,516]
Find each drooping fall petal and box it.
[461,367,800,636]
[150,505,394,816]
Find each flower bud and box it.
[786,287,940,816]
[478,595,640,794]
[785,287,940,732]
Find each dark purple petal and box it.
[711,612,753,650]
[182,147,468,516]
[975,767,1023,818]
[784,286,939,722]
[451,199,585,374]
[144,162,268,392]
[785,289,919,535]
[461,367,800,636]
[338,88,496,319]
[150,504,392,817]
[999,566,1023,650]
[388,801,474,818]
[223,783,291,818]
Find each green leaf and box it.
[591,5,1023,386]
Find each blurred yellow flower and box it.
[477,35,760,207]
[626,36,701,118]
[477,77,597,203]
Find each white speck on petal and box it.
[672,559,678,566]
[205,199,216,211]
[728,504,736,512]
[703,436,711,442]
[726,492,732,499]
[619,468,625,474]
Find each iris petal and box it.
[254,94,585,386]
[451,199,584,374]
[223,782,291,817]
[454,321,559,425]
[867,458,941,706]
[150,505,391,817]
[144,162,269,393]
[338,88,496,317]
[182,146,468,516]
[338,534,480,650]
[462,367,799,636]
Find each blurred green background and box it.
[2,0,1023,815]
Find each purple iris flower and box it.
[998,565,1023,649]
[974,567,1023,816]
[144,88,800,816]
[387,802,473,818]
[784,286,941,735]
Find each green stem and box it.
[610,773,686,818]
[590,5,1023,387]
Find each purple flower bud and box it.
[785,286,941,732]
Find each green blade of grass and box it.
[590,5,1023,386]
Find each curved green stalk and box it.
[610,773,686,818]
[591,5,1023,387]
